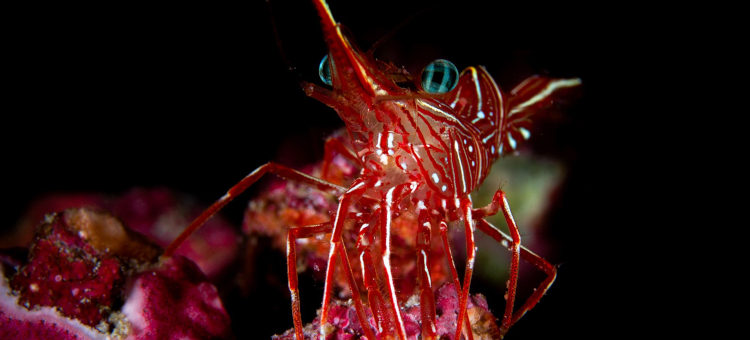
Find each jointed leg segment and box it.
[469,189,524,334]
[164,162,348,257]
[438,219,475,340]
[475,218,557,329]
[318,179,368,338]
[415,209,437,340]
[455,199,478,340]
[287,222,377,340]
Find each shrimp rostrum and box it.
[165,0,581,339]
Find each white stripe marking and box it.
[454,140,466,193]
[511,78,582,114]
[483,131,496,143]
[472,68,483,112]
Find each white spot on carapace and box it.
[499,144,504,154]
[468,145,473,152]
[508,135,517,149]
[401,162,407,169]
[374,180,382,187]
[388,149,394,155]
[376,149,383,155]
[519,127,531,140]
[29,283,39,292]
[417,201,427,210]
[472,161,476,166]
[477,110,485,119]
[387,132,394,148]
[463,139,467,144]
[491,145,495,154]
[489,111,493,116]
[432,173,439,183]
[356,212,363,217]
[441,185,447,192]
[380,154,388,164]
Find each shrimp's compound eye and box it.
[319,54,332,86]
[420,59,458,94]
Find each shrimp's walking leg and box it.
[164,162,349,257]
[356,211,398,339]
[319,178,367,338]
[475,218,557,334]
[287,223,331,340]
[439,219,475,340]
[376,182,420,340]
[415,208,437,340]
[454,198,477,340]
[471,190,524,332]
[288,222,377,340]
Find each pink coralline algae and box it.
[0,208,233,340]
[120,256,232,340]
[272,282,501,340]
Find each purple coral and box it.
[0,208,234,340]
[120,256,233,340]
[5,188,240,282]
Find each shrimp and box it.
[165,0,581,339]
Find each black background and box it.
[3,0,638,339]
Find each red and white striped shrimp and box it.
[165,1,581,339]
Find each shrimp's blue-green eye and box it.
[319,54,332,86]
[420,59,458,94]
